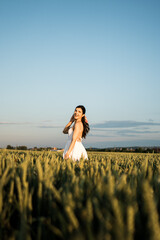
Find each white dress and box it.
[63,127,88,161]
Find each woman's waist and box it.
[67,138,82,143]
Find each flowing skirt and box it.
[63,140,88,161]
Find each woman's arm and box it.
[63,115,74,134]
[64,122,82,159]
[63,121,72,134]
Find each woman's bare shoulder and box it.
[74,121,83,130]
[75,121,83,126]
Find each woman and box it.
[63,105,90,161]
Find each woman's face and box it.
[74,108,83,121]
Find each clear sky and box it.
[0,0,160,148]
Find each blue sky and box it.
[0,0,160,148]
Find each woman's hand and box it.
[64,152,70,160]
[70,114,75,123]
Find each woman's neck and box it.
[75,119,81,123]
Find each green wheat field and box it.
[1,149,160,240]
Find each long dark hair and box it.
[75,105,90,138]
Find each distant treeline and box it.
[5,145,54,151]
[3,145,160,153]
[87,147,160,153]
[6,145,28,150]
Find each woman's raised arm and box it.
[63,114,74,134]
